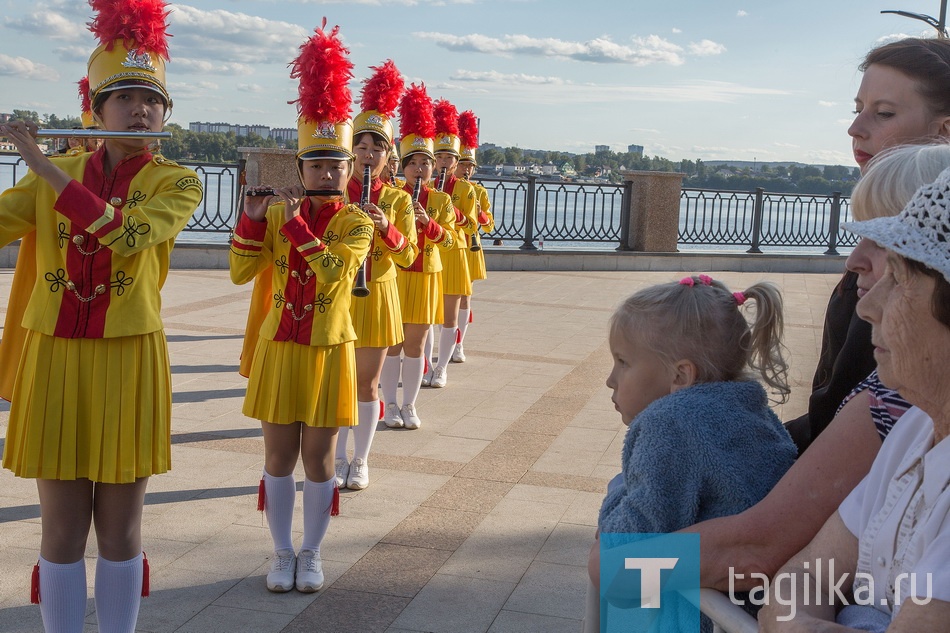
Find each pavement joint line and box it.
[284,331,610,631]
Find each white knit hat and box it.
[843,166,950,283]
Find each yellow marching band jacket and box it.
[400,183,457,273]
[0,150,203,397]
[229,199,374,363]
[344,178,418,281]
[442,175,479,250]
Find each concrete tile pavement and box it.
[0,267,840,632]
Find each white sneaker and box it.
[421,367,433,387]
[383,402,404,428]
[295,549,324,592]
[431,365,447,388]
[347,457,369,490]
[334,458,349,487]
[401,403,422,430]
[266,549,296,592]
[451,343,466,363]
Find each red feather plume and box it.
[289,19,353,124]
[433,99,459,136]
[78,77,92,114]
[360,60,404,117]
[398,83,435,139]
[458,110,478,148]
[87,0,171,59]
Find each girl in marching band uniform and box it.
[336,61,418,490]
[454,110,494,363]
[424,99,478,388]
[230,23,373,594]
[380,84,458,430]
[0,1,201,630]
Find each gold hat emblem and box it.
[121,50,156,72]
[312,122,339,140]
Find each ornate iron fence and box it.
[0,154,857,253]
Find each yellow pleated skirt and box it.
[397,270,444,325]
[350,276,404,348]
[2,329,171,484]
[243,337,357,427]
[466,246,487,281]
[441,249,472,296]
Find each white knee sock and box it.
[334,427,349,461]
[436,326,458,370]
[379,355,401,405]
[262,470,295,552]
[457,308,471,343]
[402,356,425,406]
[38,556,87,633]
[353,400,381,463]
[423,325,435,372]
[95,554,143,633]
[301,477,335,554]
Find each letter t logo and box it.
[624,558,679,608]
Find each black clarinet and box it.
[435,167,447,192]
[352,165,372,298]
[246,188,333,197]
[412,176,422,204]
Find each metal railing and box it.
[0,154,856,254]
[680,187,856,254]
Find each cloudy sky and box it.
[0,0,941,165]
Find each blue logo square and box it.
[599,532,701,633]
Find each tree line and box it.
[9,109,856,194]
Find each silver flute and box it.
[33,129,172,140]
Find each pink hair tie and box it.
[698,274,713,286]
[679,277,695,287]
[733,292,746,306]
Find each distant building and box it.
[594,144,610,155]
[627,144,643,155]
[189,121,297,143]
[270,127,297,144]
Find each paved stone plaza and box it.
[0,267,839,632]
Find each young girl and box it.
[0,1,202,630]
[380,83,457,430]
[230,23,373,594]
[335,60,417,491]
[594,276,797,626]
[454,110,493,363]
[424,99,478,388]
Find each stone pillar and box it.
[238,147,299,188]
[623,170,685,252]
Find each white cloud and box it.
[54,45,91,63]
[172,58,254,75]
[451,69,568,85]
[687,39,726,56]
[3,8,86,41]
[672,28,682,34]
[0,54,59,81]
[170,5,308,66]
[237,83,266,93]
[818,100,837,107]
[773,142,800,148]
[737,10,748,17]
[413,31,686,65]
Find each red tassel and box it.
[30,562,40,604]
[459,110,479,149]
[378,400,384,421]
[455,328,462,344]
[468,309,474,324]
[141,552,150,597]
[257,477,266,512]
[331,485,340,517]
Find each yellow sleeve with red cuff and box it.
[229,213,272,285]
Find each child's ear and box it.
[669,359,697,393]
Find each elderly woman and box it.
[759,159,950,631]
